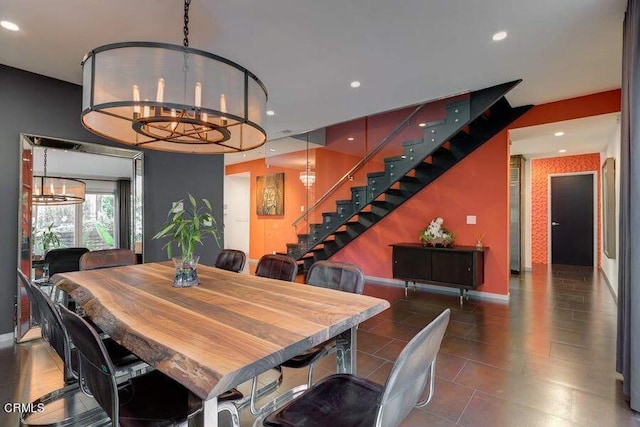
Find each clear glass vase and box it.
[172,255,200,287]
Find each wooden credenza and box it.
[390,243,487,301]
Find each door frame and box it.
[223,172,251,263]
[547,171,597,267]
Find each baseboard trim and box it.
[0,332,14,343]
[598,267,618,304]
[364,275,510,303]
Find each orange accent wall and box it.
[226,149,362,260]
[331,89,620,296]
[227,89,620,295]
[531,154,601,265]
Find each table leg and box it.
[335,326,357,375]
[193,396,218,427]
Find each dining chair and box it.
[79,248,138,270]
[215,249,247,273]
[263,308,451,427]
[283,261,365,385]
[58,304,204,427]
[249,261,365,416]
[44,247,90,277]
[17,270,144,426]
[255,254,298,282]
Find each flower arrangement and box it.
[419,217,455,247]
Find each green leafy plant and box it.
[95,223,115,247]
[152,194,221,261]
[36,223,62,254]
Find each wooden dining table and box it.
[52,262,390,426]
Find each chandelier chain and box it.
[183,0,191,47]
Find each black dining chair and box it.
[255,254,298,282]
[79,248,138,270]
[45,247,90,276]
[17,270,144,426]
[263,309,451,427]
[58,304,203,427]
[250,261,366,416]
[283,261,366,381]
[215,249,247,273]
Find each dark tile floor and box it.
[2,265,639,426]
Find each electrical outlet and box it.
[466,215,476,225]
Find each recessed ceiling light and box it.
[554,131,565,137]
[242,154,246,157]
[418,123,426,127]
[350,81,361,88]
[269,148,276,152]
[347,137,354,141]
[559,149,567,153]
[1,20,20,31]
[492,31,507,41]
[266,110,275,116]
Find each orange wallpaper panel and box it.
[531,154,601,265]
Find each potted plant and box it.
[419,217,455,247]
[35,223,62,256]
[153,194,221,287]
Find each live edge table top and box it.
[52,262,390,400]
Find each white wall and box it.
[223,172,250,271]
[600,121,621,297]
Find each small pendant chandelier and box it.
[80,0,268,154]
[299,169,316,188]
[33,148,86,205]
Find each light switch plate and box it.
[466,215,477,225]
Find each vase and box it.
[172,255,200,287]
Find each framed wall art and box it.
[256,173,284,216]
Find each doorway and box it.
[223,172,250,270]
[549,173,595,266]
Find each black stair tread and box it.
[402,138,425,148]
[384,155,408,163]
[367,171,386,178]
[336,199,352,205]
[398,176,421,183]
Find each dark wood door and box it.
[551,174,594,266]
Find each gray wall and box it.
[0,64,224,335]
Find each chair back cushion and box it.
[306,261,365,294]
[44,247,90,276]
[255,254,298,282]
[59,305,119,421]
[79,249,137,271]
[376,309,450,426]
[215,249,246,273]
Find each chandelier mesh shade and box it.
[81,42,268,154]
[32,176,86,205]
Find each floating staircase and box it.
[284,80,532,270]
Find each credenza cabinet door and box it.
[392,246,431,281]
[431,251,474,287]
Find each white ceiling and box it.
[0,0,625,143]
[510,113,620,158]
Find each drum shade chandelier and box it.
[81,0,268,154]
[33,149,86,205]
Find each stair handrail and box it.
[292,102,428,229]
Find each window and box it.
[33,189,118,256]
